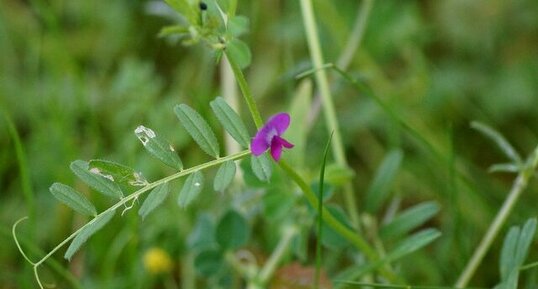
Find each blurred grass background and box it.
[1,0,537,288]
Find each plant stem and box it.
[221,55,242,156]
[225,50,263,129]
[279,160,373,258]
[455,145,538,287]
[337,0,374,70]
[299,0,360,228]
[258,225,297,283]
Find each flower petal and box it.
[270,137,283,161]
[265,113,291,135]
[275,135,294,148]
[251,133,270,156]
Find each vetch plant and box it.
[18,1,538,289]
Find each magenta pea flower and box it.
[251,113,294,161]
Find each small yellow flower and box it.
[143,247,173,275]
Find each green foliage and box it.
[210,97,251,148]
[380,202,440,241]
[187,214,217,251]
[471,121,523,169]
[364,149,403,213]
[134,125,183,170]
[89,160,146,187]
[250,154,272,182]
[216,210,250,250]
[495,218,537,289]
[3,0,538,288]
[194,248,224,275]
[138,183,170,220]
[213,160,236,192]
[49,183,97,217]
[225,39,251,69]
[64,210,116,261]
[177,171,205,208]
[70,160,124,199]
[175,104,220,158]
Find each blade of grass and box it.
[3,111,35,234]
[316,132,333,289]
[299,0,360,230]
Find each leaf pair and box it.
[471,121,523,173]
[173,98,250,157]
[495,218,537,289]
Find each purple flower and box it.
[251,113,294,161]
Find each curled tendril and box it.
[121,196,139,216]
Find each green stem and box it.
[299,0,360,228]
[279,161,374,259]
[455,145,538,287]
[221,55,242,155]
[225,50,263,129]
[258,225,297,283]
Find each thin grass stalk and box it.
[299,0,361,229]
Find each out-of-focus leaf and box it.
[178,171,204,208]
[251,154,272,182]
[164,0,198,24]
[499,218,537,286]
[158,24,189,38]
[138,183,169,220]
[228,16,249,37]
[213,160,236,192]
[64,210,116,260]
[364,149,403,213]
[263,189,297,221]
[70,160,123,199]
[187,214,216,251]
[210,97,250,148]
[134,125,183,170]
[89,159,146,186]
[387,228,441,261]
[50,183,97,216]
[225,39,251,69]
[324,164,355,186]
[174,104,220,158]
[194,248,223,275]
[489,163,521,174]
[380,202,440,240]
[471,121,522,165]
[216,210,250,250]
